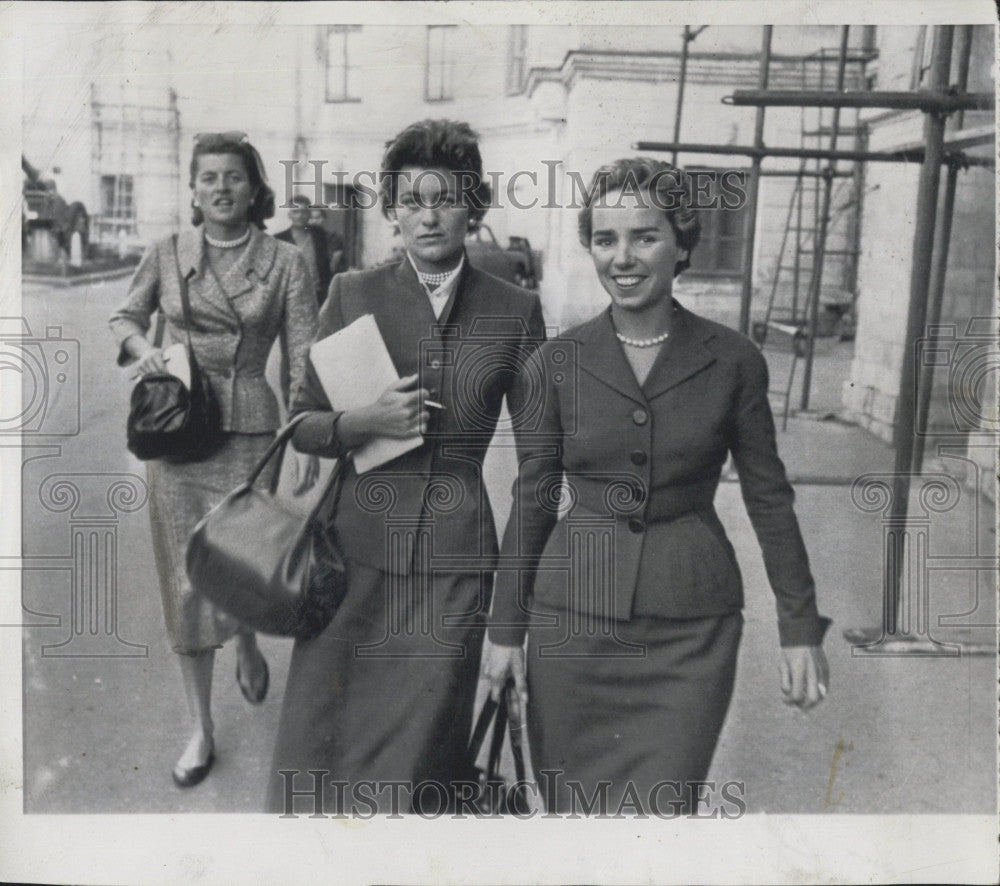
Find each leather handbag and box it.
[186,415,349,640]
[126,234,223,463]
[467,678,531,815]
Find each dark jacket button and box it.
[631,408,648,426]
[628,517,645,534]
[630,450,647,466]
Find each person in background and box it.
[275,194,333,308]
[483,156,830,815]
[109,132,319,789]
[309,206,347,278]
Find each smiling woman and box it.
[483,156,831,815]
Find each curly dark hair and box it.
[577,157,702,277]
[189,133,275,228]
[379,119,492,227]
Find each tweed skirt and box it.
[526,605,742,815]
[146,432,275,655]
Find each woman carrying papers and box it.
[267,119,545,814]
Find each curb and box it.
[22,266,138,288]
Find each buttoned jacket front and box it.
[490,303,829,648]
[109,227,317,432]
[291,257,545,576]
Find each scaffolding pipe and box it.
[800,26,850,412]
[886,26,953,635]
[632,139,990,167]
[913,25,973,475]
[725,88,992,112]
[738,26,772,336]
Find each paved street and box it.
[15,273,996,814]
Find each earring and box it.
[191,197,200,209]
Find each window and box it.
[684,168,750,277]
[426,25,456,101]
[506,25,527,95]
[326,25,361,102]
[99,174,134,220]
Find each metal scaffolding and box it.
[634,25,995,655]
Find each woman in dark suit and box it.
[484,157,830,815]
[110,133,318,788]
[266,119,545,814]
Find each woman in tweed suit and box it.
[484,158,830,815]
[109,133,318,787]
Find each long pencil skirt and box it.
[526,605,742,816]
[266,561,489,815]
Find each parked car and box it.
[465,224,540,290]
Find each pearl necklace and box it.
[615,329,670,348]
[417,268,457,287]
[205,228,251,249]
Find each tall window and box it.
[426,25,456,101]
[506,26,527,95]
[99,174,134,219]
[326,25,361,102]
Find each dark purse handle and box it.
[469,678,528,787]
[238,413,349,528]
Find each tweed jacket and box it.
[109,227,318,433]
[488,303,831,648]
[291,257,545,576]
[274,225,333,307]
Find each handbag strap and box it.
[171,233,198,360]
[504,678,528,786]
[486,690,510,779]
[469,693,500,762]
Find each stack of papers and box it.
[308,314,423,473]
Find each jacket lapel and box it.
[641,302,718,400]
[576,310,647,406]
[175,228,238,326]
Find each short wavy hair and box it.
[379,119,492,227]
[577,157,702,276]
[189,133,275,229]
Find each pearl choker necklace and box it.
[205,228,251,249]
[416,267,459,286]
[616,330,670,348]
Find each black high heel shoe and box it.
[236,648,269,705]
[172,739,215,788]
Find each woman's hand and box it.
[481,639,528,723]
[362,374,430,439]
[291,451,320,495]
[128,335,167,376]
[780,645,829,711]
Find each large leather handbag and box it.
[126,234,223,463]
[467,678,532,815]
[186,415,349,640]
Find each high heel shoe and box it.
[172,739,215,788]
[236,648,269,705]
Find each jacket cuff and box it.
[778,615,832,647]
[292,411,344,459]
[487,624,528,647]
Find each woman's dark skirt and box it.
[526,605,742,816]
[266,560,489,815]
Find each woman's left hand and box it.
[291,451,320,495]
[780,645,829,711]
